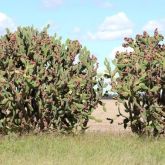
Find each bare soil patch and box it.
[88,99,131,134]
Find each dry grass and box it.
[0,133,165,165]
[1,100,165,165]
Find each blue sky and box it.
[0,0,165,71]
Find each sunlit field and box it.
[0,132,165,165]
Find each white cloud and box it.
[88,29,132,40]
[0,12,15,35]
[87,12,133,40]
[42,0,63,8]
[99,12,132,31]
[143,19,165,32]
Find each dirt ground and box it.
[88,99,131,134]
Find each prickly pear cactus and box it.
[105,29,165,136]
[0,26,104,135]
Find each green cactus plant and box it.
[105,29,165,137]
[0,26,104,135]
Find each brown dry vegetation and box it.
[88,99,131,134]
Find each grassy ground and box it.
[0,132,165,165]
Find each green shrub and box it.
[0,26,104,135]
[105,29,165,136]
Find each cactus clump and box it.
[0,26,104,135]
[105,29,165,137]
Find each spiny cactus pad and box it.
[0,26,104,135]
[105,29,165,136]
